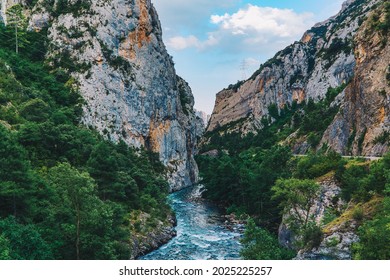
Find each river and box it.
[140,185,242,260]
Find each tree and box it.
[45,163,121,259]
[0,234,11,260]
[0,217,53,260]
[46,163,100,259]
[87,142,119,200]
[352,198,390,260]
[5,4,29,54]
[240,219,295,260]
[272,178,321,248]
[0,125,35,218]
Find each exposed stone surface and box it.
[321,3,390,156]
[278,176,345,250]
[130,212,177,259]
[278,174,382,260]
[206,0,389,156]
[296,221,359,260]
[27,0,202,191]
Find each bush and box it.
[295,151,342,179]
[352,206,364,221]
[301,222,323,249]
[352,198,390,259]
[240,219,295,260]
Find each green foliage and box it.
[43,163,126,259]
[298,98,340,138]
[321,208,339,225]
[352,197,390,259]
[373,131,390,145]
[198,145,292,230]
[321,37,352,66]
[227,80,245,92]
[272,179,320,228]
[294,151,343,179]
[240,219,295,260]
[53,0,92,17]
[267,103,279,119]
[19,98,50,122]
[250,55,282,80]
[325,83,347,106]
[0,125,37,218]
[0,234,11,260]
[368,1,390,36]
[5,4,29,53]
[352,206,364,221]
[300,221,323,249]
[339,156,390,202]
[271,178,323,250]
[0,24,170,259]
[0,217,53,259]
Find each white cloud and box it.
[211,5,314,40]
[153,0,238,31]
[167,34,218,51]
[165,5,314,53]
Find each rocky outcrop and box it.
[278,175,345,250]
[27,0,201,190]
[279,174,383,260]
[321,2,390,156]
[130,211,177,259]
[206,0,389,156]
[296,218,359,260]
[296,196,383,260]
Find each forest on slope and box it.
[0,13,171,260]
[197,0,390,260]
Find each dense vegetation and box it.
[197,84,390,260]
[0,21,170,259]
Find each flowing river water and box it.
[140,185,242,260]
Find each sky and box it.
[152,0,345,114]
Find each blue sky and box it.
[153,0,345,114]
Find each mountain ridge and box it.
[205,0,388,156]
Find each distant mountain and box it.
[205,0,389,156]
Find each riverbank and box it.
[130,212,177,259]
[139,185,243,260]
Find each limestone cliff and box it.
[321,2,390,156]
[25,0,200,190]
[206,0,389,156]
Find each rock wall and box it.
[321,2,390,156]
[28,0,201,191]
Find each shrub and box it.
[240,219,296,260]
[352,206,364,221]
[352,198,390,260]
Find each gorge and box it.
[0,0,389,260]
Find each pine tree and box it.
[6,4,28,54]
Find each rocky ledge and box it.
[130,212,177,259]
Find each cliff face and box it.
[26,0,200,190]
[206,0,389,156]
[322,2,390,156]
